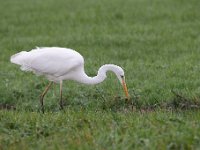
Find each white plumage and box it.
[11,47,84,82]
[11,47,129,112]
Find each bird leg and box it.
[40,82,53,113]
[59,80,64,110]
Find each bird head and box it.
[99,64,129,99]
[115,67,129,100]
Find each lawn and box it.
[0,0,200,149]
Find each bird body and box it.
[11,47,84,83]
[11,47,129,112]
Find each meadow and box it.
[0,0,200,149]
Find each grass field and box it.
[1,0,200,149]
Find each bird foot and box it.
[59,105,64,110]
[41,107,44,114]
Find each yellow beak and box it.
[122,78,129,100]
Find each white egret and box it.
[10,47,129,112]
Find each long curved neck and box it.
[75,64,119,85]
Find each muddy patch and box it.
[109,90,200,113]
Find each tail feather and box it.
[10,51,34,72]
[10,51,28,65]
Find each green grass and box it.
[1,0,200,149]
[1,110,200,149]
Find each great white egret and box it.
[10,47,129,112]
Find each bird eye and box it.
[120,75,124,78]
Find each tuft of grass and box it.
[164,90,200,110]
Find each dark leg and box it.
[40,82,53,113]
[59,80,63,110]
